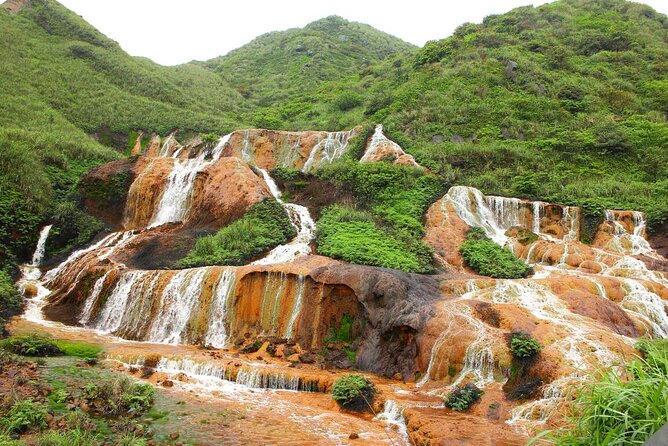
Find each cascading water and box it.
[360,124,410,164]
[148,268,210,344]
[91,270,148,333]
[603,210,655,256]
[374,399,409,444]
[443,186,510,245]
[252,169,315,264]
[30,225,52,267]
[204,268,237,348]
[79,271,111,325]
[285,275,305,338]
[148,134,231,228]
[302,130,354,173]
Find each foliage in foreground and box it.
[177,199,296,267]
[1,334,62,357]
[0,399,48,434]
[540,339,668,445]
[332,374,375,411]
[444,384,484,411]
[510,332,542,359]
[81,377,155,416]
[0,272,22,335]
[460,228,532,279]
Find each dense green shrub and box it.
[2,334,63,357]
[542,339,668,445]
[177,199,296,267]
[332,374,375,411]
[0,399,48,434]
[509,332,541,359]
[82,377,154,416]
[460,229,532,278]
[316,205,433,273]
[0,271,22,335]
[444,384,484,411]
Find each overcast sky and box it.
[58,0,668,66]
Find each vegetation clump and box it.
[2,335,63,357]
[0,399,48,434]
[0,272,22,335]
[460,228,532,279]
[444,384,484,411]
[81,377,154,416]
[543,339,668,445]
[509,332,542,359]
[332,374,375,411]
[177,199,296,267]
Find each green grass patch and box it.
[460,228,533,279]
[539,339,668,445]
[177,199,296,267]
[332,374,375,411]
[444,384,484,412]
[52,341,102,358]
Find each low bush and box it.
[177,199,296,268]
[460,229,532,279]
[0,399,48,434]
[0,435,25,446]
[0,271,22,335]
[36,429,98,446]
[81,377,154,416]
[444,384,483,411]
[542,339,668,445]
[2,335,62,357]
[509,332,541,359]
[332,374,375,411]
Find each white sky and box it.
[58,0,668,66]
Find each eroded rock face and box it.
[360,124,424,169]
[1,0,30,13]
[80,159,136,228]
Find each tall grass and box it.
[540,339,668,445]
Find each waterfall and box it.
[360,124,400,162]
[148,268,210,344]
[444,186,510,245]
[285,275,305,338]
[79,271,111,325]
[259,272,288,336]
[619,279,668,338]
[374,400,409,444]
[604,210,655,256]
[252,169,315,264]
[485,196,521,230]
[302,130,353,173]
[43,231,126,283]
[91,270,147,333]
[204,269,237,348]
[30,225,52,267]
[149,134,231,228]
[532,202,542,234]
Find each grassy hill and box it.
[0,0,667,272]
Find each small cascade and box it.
[302,130,353,173]
[486,196,521,230]
[148,134,231,228]
[30,224,52,267]
[374,399,409,444]
[157,134,176,157]
[204,268,237,348]
[603,210,655,256]
[619,279,668,337]
[419,301,498,388]
[532,201,542,234]
[148,268,210,344]
[443,186,510,245]
[563,206,579,242]
[91,270,149,333]
[43,231,128,284]
[259,272,288,336]
[252,169,315,264]
[285,275,305,338]
[360,124,418,166]
[240,129,253,163]
[78,271,111,325]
